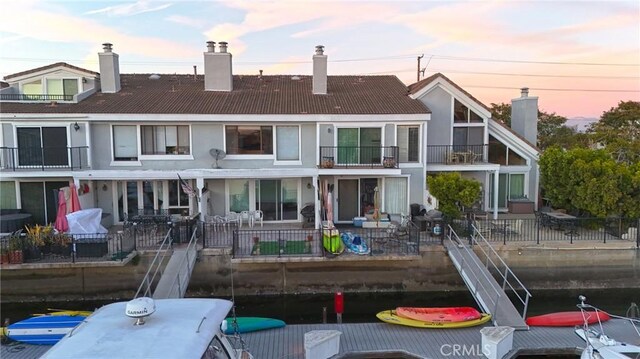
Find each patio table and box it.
[545,212,579,236]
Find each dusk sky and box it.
[1,0,638,119]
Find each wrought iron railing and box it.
[319,146,399,168]
[0,94,74,101]
[426,144,488,164]
[448,216,639,246]
[0,232,134,264]
[0,146,89,170]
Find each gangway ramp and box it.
[444,225,531,330]
[135,222,200,300]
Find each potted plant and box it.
[252,236,260,256]
[8,235,24,264]
[24,224,51,261]
[305,234,314,253]
[383,157,396,168]
[0,247,8,265]
[52,233,73,257]
[321,156,335,169]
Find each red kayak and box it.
[396,307,482,323]
[526,311,611,327]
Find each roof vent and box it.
[126,297,155,326]
[149,74,161,80]
[291,75,301,81]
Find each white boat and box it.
[41,297,252,359]
[574,296,640,359]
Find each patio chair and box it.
[226,212,241,228]
[252,210,263,227]
[473,219,492,238]
[506,219,522,236]
[240,211,253,228]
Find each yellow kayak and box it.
[33,309,92,317]
[376,310,492,329]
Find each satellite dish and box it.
[209,148,226,168]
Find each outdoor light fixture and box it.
[73,122,80,131]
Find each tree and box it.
[489,103,579,149]
[588,100,640,164]
[427,173,481,219]
[489,102,512,126]
[539,146,640,218]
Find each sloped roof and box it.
[408,73,539,152]
[0,74,430,115]
[3,62,99,80]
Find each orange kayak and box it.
[396,307,482,323]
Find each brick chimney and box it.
[204,41,233,92]
[511,87,538,146]
[312,45,327,95]
[98,43,121,93]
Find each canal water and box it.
[2,288,638,325]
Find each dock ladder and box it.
[444,224,531,330]
[135,221,200,299]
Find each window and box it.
[488,135,527,166]
[168,180,190,215]
[16,127,68,167]
[0,182,16,209]
[489,173,526,208]
[454,99,483,123]
[256,179,298,220]
[226,126,273,155]
[141,125,190,155]
[453,127,483,152]
[384,177,408,214]
[397,125,419,163]
[46,79,79,97]
[228,180,250,212]
[23,80,42,96]
[113,125,138,161]
[276,126,299,161]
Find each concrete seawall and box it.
[1,244,638,302]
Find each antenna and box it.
[209,148,227,168]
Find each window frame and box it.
[14,125,70,168]
[224,125,275,159]
[140,124,192,158]
[396,124,422,166]
[110,124,193,164]
[274,125,302,165]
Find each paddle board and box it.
[7,314,87,345]
[376,310,491,329]
[223,317,286,334]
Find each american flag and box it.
[177,174,198,200]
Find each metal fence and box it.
[450,216,639,247]
[0,232,135,264]
[229,225,421,258]
[201,222,237,248]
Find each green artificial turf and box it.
[252,240,310,255]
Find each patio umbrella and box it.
[68,183,82,213]
[54,190,69,233]
[373,186,380,223]
[326,190,334,224]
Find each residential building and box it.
[0,42,539,228]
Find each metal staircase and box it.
[444,224,531,330]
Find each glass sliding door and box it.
[360,128,381,164]
[228,180,250,213]
[255,179,299,221]
[337,128,358,164]
[384,177,408,214]
[17,127,68,167]
[20,181,67,225]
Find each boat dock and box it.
[3,318,637,358]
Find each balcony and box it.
[0,146,90,171]
[0,94,74,102]
[426,144,488,165]
[319,146,399,169]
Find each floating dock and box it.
[2,318,637,358]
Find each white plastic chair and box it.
[226,212,241,228]
[240,211,252,228]
[253,210,264,227]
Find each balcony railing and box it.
[0,146,89,171]
[0,94,74,101]
[319,146,399,169]
[426,144,488,165]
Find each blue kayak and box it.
[223,317,285,334]
[7,315,87,345]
